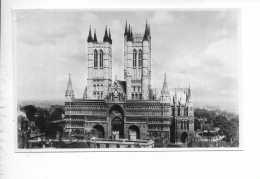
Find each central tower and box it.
[86,26,112,99]
[124,21,151,100]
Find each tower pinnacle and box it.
[124,20,128,36]
[93,29,97,42]
[87,26,93,43]
[162,73,168,92]
[143,20,150,41]
[108,28,112,44]
[67,73,73,91]
[65,73,74,101]
[103,25,109,42]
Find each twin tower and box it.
[84,21,152,100]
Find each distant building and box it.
[64,21,194,146]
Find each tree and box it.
[23,105,37,121]
[49,108,65,121]
[35,107,50,134]
[213,115,238,143]
[45,108,65,138]
[194,118,202,131]
[194,108,216,124]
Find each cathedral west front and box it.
[64,21,194,145]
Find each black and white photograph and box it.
[2,0,260,178]
[15,10,240,149]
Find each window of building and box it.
[99,50,103,68]
[94,49,98,68]
[133,49,137,68]
[138,50,142,67]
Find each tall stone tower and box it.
[65,73,74,102]
[86,26,112,99]
[124,21,151,100]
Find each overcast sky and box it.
[15,10,239,106]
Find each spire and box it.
[124,20,128,36]
[127,26,133,42]
[148,24,151,36]
[87,26,93,42]
[188,83,191,100]
[128,24,130,35]
[130,27,133,41]
[93,29,97,42]
[103,25,109,42]
[83,86,88,99]
[108,28,112,44]
[143,20,149,41]
[162,73,168,92]
[67,73,73,91]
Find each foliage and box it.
[194,118,201,131]
[213,115,239,143]
[21,105,65,138]
[35,107,50,133]
[194,108,216,124]
[23,105,37,121]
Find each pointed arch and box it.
[94,49,98,68]
[133,49,137,68]
[99,49,103,68]
[138,49,143,67]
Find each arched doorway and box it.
[128,125,140,139]
[181,132,188,143]
[92,124,105,138]
[109,104,125,139]
[111,117,124,138]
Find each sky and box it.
[15,10,239,107]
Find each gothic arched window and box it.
[133,49,137,68]
[138,50,142,67]
[94,49,98,68]
[99,50,103,68]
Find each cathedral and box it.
[64,21,194,145]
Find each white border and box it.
[2,1,260,179]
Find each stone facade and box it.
[64,21,194,144]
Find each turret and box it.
[83,86,88,99]
[93,29,97,43]
[65,73,74,102]
[103,26,109,43]
[108,28,112,44]
[87,26,93,43]
[160,73,170,103]
[143,21,150,41]
[127,25,133,42]
[124,20,128,36]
